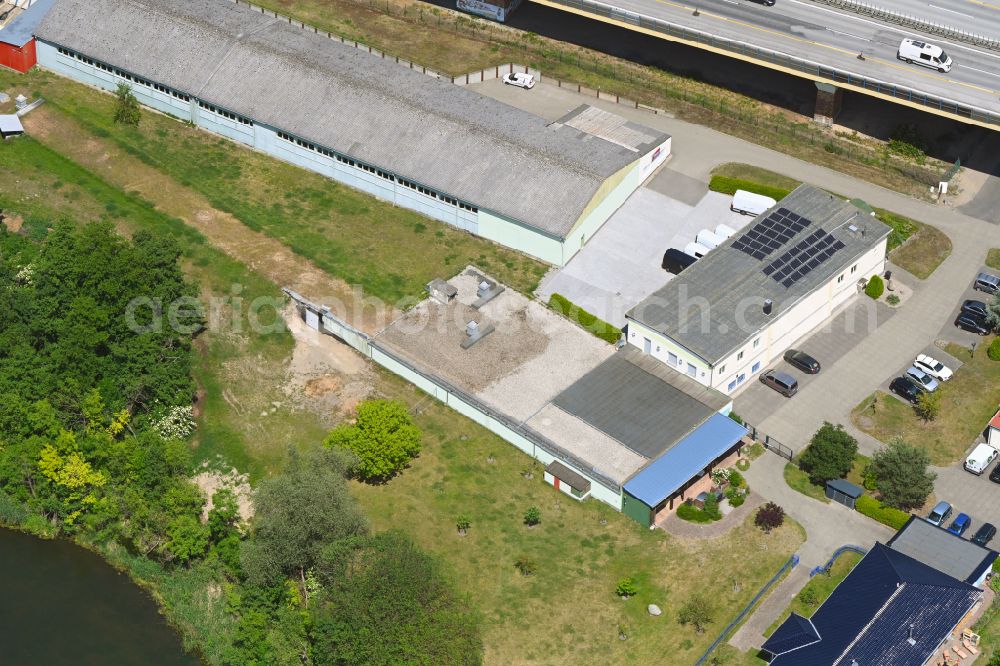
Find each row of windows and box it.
[199,102,253,126]
[276,132,477,213]
[57,47,191,102]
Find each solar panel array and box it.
[731,208,811,261]
[762,229,846,288]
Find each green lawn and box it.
[763,551,864,637]
[711,163,951,279]
[0,68,547,304]
[973,579,1000,663]
[852,342,1000,466]
[784,455,870,504]
[987,248,1000,271]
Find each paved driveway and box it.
[932,462,1000,544]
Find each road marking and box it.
[827,28,872,41]
[928,3,974,18]
[962,64,1000,77]
[965,0,1000,9]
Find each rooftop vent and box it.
[763,299,773,316]
[461,319,495,349]
[466,320,479,337]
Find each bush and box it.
[875,209,919,251]
[728,493,746,508]
[548,293,622,345]
[616,577,638,598]
[456,515,471,534]
[915,391,940,422]
[324,399,422,482]
[677,503,714,523]
[703,493,722,521]
[886,294,900,306]
[727,469,745,488]
[755,502,785,533]
[989,337,1000,362]
[523,506,541,527]
[856,495,910,530]
[865,275,885,300]
[728,411,744,425]
[514,556,537,576]
[707,175,791,201]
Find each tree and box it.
[988,336,1000,362]
[865,275,884,299]
[523,506,541,527]
[240,447,368,587]
[114,83,141,126]
[311,530,483,665]
[456,515,471,536]
[868,438,935,511]
[986,292,1000,332]
[324,399,421,482]
[678,594,714,633]
[616,577,638,598]
[755,502,785,534]
[703,493,722,521]
[165,514,210,565]
[914,390,941,422]
[798,422,857,486]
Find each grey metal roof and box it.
[627,185,891,364]
[552,346,726,459]
[825,477,863,498]
[0,0,57,48]
[35,0,667,239]
[887,516,998,585]
[544,460,591,493]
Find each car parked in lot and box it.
[973,523,997,547]
[947,513,971,537]
[889,376,923,404]
[905,366,939,392]
[974,272,1000,294]
[965,443,998,475]
[783,349,820,374]
[955,312,991,335]
[963,299,989,319]
[991,464,1000,484]
[502,72,535,89]
[913,354,952,382]
[927,500,952,526]
[759,370,798,397]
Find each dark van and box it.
[662,248,697,275]
[759,370,798,397]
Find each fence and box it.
[695,553,800,666]
[809,0,1000,51]
[809,544,867,577]
[743,422,795,461]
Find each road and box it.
[533,0,1000,124]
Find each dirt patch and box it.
[20,106,393,333]
[2,213,22,233]
[192,465,254,524]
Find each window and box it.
[728,379,737,392]
[737,351,744,361]
[837,274,844,284]
[687,363,697,378]
[851,264,858,274]
[737,372,746,385]
[753,338,760,348]
[752,361,761,373]
[718,365,726,375]
[668,352,678,366]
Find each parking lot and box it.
[939,264,998,348]
[537,167,750,326]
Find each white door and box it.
[305,309,320,330]
[643,338,652,354]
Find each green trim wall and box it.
[623,491,653,528]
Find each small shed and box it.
[825,478,863,509]
[987,409,1000,449]
[544,460,591,500]
[0,114,23,139]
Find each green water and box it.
[0,528,199,665]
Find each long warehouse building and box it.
[32,0,671,266]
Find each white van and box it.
[731,190,777,216]
[696,229,725,250]
[897,38,953,73]
[715,223,737,239]
[965,442,998,475]
[684,241,712,259]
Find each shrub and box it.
[703,493,722,521]
[886,294,900,306]
[514,556,537,576]
[915,391,940,422]
[755,502,785,534]
[727,469,745,488]
[456,515,471,535]
[548,293,622,345]
[798,586,819,607]
[875,209,919,251]
[616,577,638,598]
[113,83,141,126]
[865,275,885,300]
[677,503,713,523]
[523,506,541,527]
[324,399,422,482]
[989,337,1000,362]
[728,412,744,425]
[707,175,791,201]
[856,495,910,530]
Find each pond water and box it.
[0,528,199,665]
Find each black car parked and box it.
[973,523,997,547]
[661,248,697,275]
[784,349,820,374]
[956,312,991,335]
[963,300,989,319]
[990,464,1000,484]
[889,376,923,404]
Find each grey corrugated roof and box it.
[544,460,591,493]
[0,0,57,47]
[627,185,891,364]
[826,477,863,498]
[887,516,998,585]
[35,0,667,239]
[552,346,726,459]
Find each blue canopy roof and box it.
[623,413,746,507]
[0,0,57,48]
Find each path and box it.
[659,491,764,538]
[20,106,392,333]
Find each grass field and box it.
[254,0,947,198]
[784,454,870,504]
[0,68,547,304]
[852,343,1000,466]
[763,550,863,637]
[711,163,951,279]
[987,248,1000,271]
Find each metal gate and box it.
[763,435,794,461]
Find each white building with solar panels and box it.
[32,0,671,267]
[625,185,890,394]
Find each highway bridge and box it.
[530,0,1000,129]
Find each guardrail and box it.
[809,544,868,577]
[808,0,1000,51]
[541,0,1000,128]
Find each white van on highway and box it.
[897,38,953,73]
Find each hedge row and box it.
[856,495,910,530]
[548,293,622,345]
[676,503,715,523]
[708,176,791,202]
